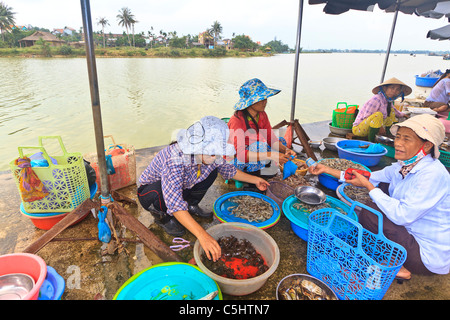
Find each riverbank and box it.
[0,46,273,58]
[1,120,449,300]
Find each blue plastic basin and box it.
[114,262,222,300]
[282,195,355,241]
[336,140,387,167]
[415,75,439,87]
[317,158,371,190]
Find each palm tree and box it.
[0,2,15,42]
[97,17,109,48]
[209,21,222,48]
[117,7,134,47]
[130,17,138,47]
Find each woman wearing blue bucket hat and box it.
[137,116,269,262]
[227,78,296,186]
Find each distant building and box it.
[52,27,76,37]
[198,31,214,48]
[10,25,28,31]
[18,31,65,47]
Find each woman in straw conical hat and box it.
[352,77,411,142]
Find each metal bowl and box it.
[276,273,338,300]
[328,123,352,136]
[322,137,345,151]
[0,273,35,300]
[308,140,322,148]
[375,134,394,146]
[294,186,326,205]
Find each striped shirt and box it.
[353,93,404,127]
[138,143,237,215]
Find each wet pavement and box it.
[1,120,449,300]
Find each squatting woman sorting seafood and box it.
[309,114,450,280]
[137,116,269,262]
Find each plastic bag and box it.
[283,157,298,180]
[14,157,50,202]
[98,206,111,243]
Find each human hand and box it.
[285,148,296,158]
[435,104,449,113]
[254,177,270,191]
[274,152,291,165]
[198,232,221,262]
[346,171,374,191]
[308,163,327,176]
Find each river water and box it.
[1,53,448,171]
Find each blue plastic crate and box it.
[307,202,407,300]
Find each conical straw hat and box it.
[372,77,412,96]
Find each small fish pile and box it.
[278,277,337,300]
[320,158,366,171]
[269,173,311,188]
[292,201,347,215]
[343,185,373,205]
[201,236,268,279]
[227,195,273,223]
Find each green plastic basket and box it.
[439,149,450,167]
[332,102,358,129]
[10,136,90,213]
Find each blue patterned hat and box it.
[234,78,281,111]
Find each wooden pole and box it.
[294,119,317,161]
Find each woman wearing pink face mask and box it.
[309,114,450,280]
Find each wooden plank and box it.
[22,198,100,254]
[293,120,317,161]
[109,202,183,262]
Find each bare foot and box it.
[396,266,411,280]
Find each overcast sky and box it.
[10,0,450,51]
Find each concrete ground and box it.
[0,120,448,300]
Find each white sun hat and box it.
[176,116,236,156]
[390,114,445,158]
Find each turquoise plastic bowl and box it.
[113,262,222,300]
[282,195,356,241]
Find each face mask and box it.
[379,88,405,102]
[398,145,427,166]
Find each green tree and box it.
[97,17,109,48]
[264,39,290,53]
[209,20,222,47]
[0,1,15,41]
[232,34,258,51]
[117,7,134,47]
[36,38,52,57]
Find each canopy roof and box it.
[308,0,450,15]
[427,24,450,40]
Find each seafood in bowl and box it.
[226,195,273,223]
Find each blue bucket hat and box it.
[234,78,281,111]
